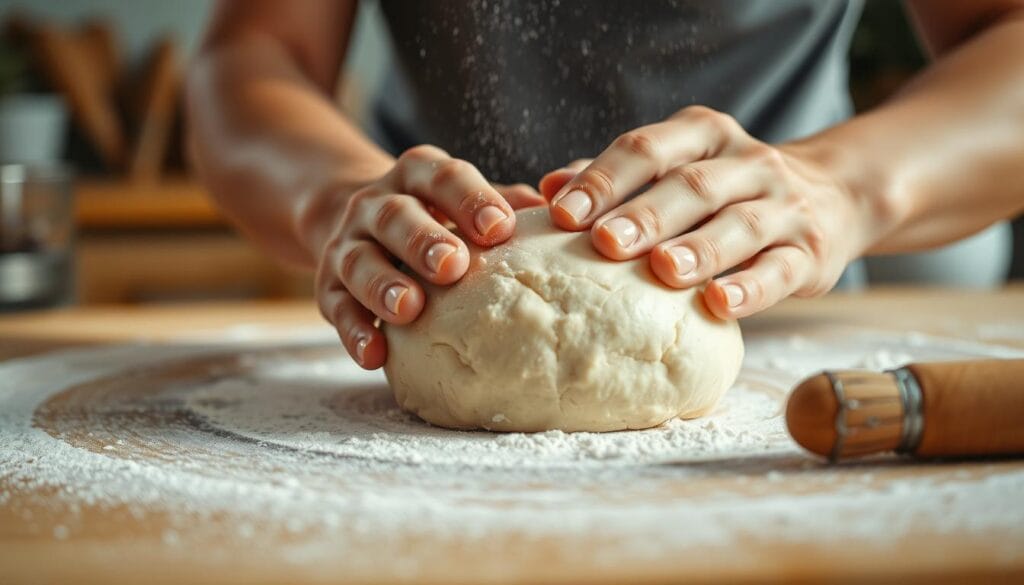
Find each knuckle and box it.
[731,205,766,242]
[770,254,799,289]
[458,190,491,214]
[671,165,715,206]
[372,195,411,234]
[799,276,833,299]
[347,186,374,206]
[707,110,741,136]
[681,105,736,130]
[788,200,829,261]
[399,144,445,165]
[363,272,392,305]
[341,187,373,222]
[788,195,816,230]
[430,159,473,191]
[407,225,443,263]
[747,143,786,170]
[675,104,715,120]
[691,238,723,273]
[786,190,812,213]
[578,165,616,203]
[803,224,828,260]
[630,204,664,240]
[743,277,767,306]
[338,243,364,285]
[333,300,354,332]
[614,130,661,164]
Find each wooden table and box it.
[1,288,1023,584]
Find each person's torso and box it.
[374,0,862,184]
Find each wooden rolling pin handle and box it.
[907,359,1024,457]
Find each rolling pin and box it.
[786,359,1024,461]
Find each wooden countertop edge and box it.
[0,286,1021,361]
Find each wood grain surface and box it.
[1,287,1022,584]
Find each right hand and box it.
[315,145,545,369]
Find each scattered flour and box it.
[1,326,1023,574]
[974,322,1024,342]
[183,356,784,469]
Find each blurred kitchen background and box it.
[0,0,1020,311]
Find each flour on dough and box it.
[384,207,743,432]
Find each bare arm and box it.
[186,0,391,268]
[540,0,1024,321]
[187,1,542,369]
[792,0,1024,254]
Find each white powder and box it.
[2,326,1023,574]
[183,356,785,469]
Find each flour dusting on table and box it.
[2,326,1023,573]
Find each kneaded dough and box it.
[384,207,743,432]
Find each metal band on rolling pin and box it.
[890,366,925,454]
[825,368,921,461]
[826,371,847,463]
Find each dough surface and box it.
[384,207,744,432]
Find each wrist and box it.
[780,130,911,259]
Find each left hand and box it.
[539,106,863,320]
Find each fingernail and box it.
[553,189,592,222]
[425,242,457,273]
[668,246,697,276]
[600,217,639,248]
[384,284,408,314]
[722,283,745,308]
[474,205,508,236]
[355,335,368,364]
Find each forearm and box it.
[786,9,1024,256]
[186,32,393,269]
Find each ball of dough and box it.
[384,207,743,432]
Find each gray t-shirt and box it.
[374,0,863,184]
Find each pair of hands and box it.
[316,106,858,369]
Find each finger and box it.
[591,157,771,260]
[649,199,789,288]
[494,182,547,209]
[539,169,576,200]
[394,146,515,246]
[536,169,577,201]
[424,204,451,226]
[357,193,470,285]
[317,285,387,369]
[703,245,812,319]
[550,107,744,230]
[334,239,426,324]
[539,159,592,200]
